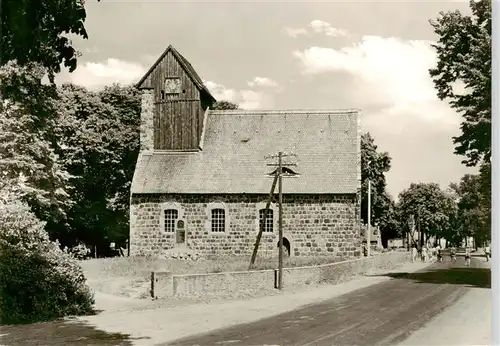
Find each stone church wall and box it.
[130,194,362,259]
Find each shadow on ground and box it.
[0,318,150,346]
[375,268,491,289]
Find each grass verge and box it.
[80,254,356,298]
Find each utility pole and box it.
[278,152,284,290]
[418,207,423,248]
[249,151,297,274]
[249,171,279,269]
[367,179,371,256]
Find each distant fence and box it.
[149,251,410,299]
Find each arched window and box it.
[211,208,226,233]
[259,208,274,233]
[159,202,183,234]
[164,209,178,233]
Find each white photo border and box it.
[492,1,499,344]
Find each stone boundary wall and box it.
[151,251,410,299]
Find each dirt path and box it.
[3,259,473,346]
[76,261,429,345]
[161,259,490,346]
[399,260,491,346]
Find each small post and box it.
[94,245,97,259]
[367,179,371,257]
[150,271,155,298]
[278,151,284,290]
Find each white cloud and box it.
[293,36,457,125]
[204,80,238,102]
[64,58,275,109]
[247,76,278,88]
[238,90,266,110]
[309,20,349,37]
[204,80,273,110]
[68,59,146,90]
[282,27,308,38]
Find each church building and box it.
[130,45,362,258]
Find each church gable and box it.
[136,45,215,104]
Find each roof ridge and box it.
[209,109,361,115]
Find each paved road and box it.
[164,258,490,346]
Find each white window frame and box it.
[164,209,179,233]
[206,202,230,235]
[255,202,277,234]
[159,202,184,233]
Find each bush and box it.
[70,243,92,260]
[0,200,95,324]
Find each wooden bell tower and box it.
[136,45,216,150]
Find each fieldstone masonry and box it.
[140,90,154,152]
[130,194,362,259]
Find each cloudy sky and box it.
[57,0,477,199]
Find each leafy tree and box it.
[450,172,490,247]
[429,0,491,246]
[377,198,401,248]
[1,0,89,80]
[53,83,140,251]
[359,133,397,246]
[0,62,73,229]
[429,0,491,167]
[397,182,457,247]
[478,162,491,232]
[360,133,392,224]
[212,100,239,110]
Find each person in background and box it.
[422,247,428,263]
[437,246,443,263]
[484,245,490,262]
[465,247,472,266]
[450,246,457,262]
[412,245,418,263]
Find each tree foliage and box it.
[397,183,457,246]
[0,196,94,324]
[53,83,141,250]
[449,170,490,246]
[0,62,73,227]
[360,133,392,224]
[1,61,141,251]
[360,133,398,245]
[1,0,89,80]
[429,0,491,167]
[212,100,239,110]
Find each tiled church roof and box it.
[131,109,361,194]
